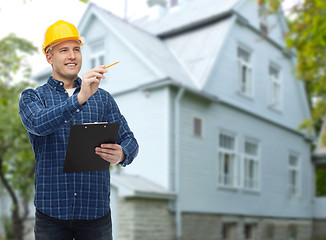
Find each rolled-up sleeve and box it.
[19,89,83,136]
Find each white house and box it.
[4,0,326,239]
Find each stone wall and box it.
[313,219,326,239]
[180,212,312,240]
[118,197,175,240]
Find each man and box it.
[19,20,139,240]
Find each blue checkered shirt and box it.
[19,76,138,220]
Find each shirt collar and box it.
[47,76,81,92]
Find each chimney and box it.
[147,0,167,20]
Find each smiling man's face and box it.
[46,40,82,85]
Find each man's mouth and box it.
[65,63,77,67]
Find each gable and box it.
[78,8,161,94]
[202,13,311,133]
[78,4,196,94]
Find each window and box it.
[269,65,282,109]
[222,223,235,240]
[244,224,255,240]
[260,22,269,36]
[288,225,298,240]
[193,117,202,137]
[218,133,237,188]
[289,154,300,197]
[243,141,259,191]
[264,224,274,240]
[90,41,105,68]
[238,47,252,97]
[258,2,269,35]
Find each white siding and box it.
[178,95,313,218]
[115,87,171,189]
[314,197,326,219]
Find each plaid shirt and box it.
[19,76,138,220]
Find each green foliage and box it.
[316,168,326,196]
[0,34,36,199]
[0,81,35,199]
[0,33,36,240]
[260,0,326,135]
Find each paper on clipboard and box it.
[63,122,120,173]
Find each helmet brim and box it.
[43,36,84,55]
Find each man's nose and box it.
[68,50,76,59]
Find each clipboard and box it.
[63,122,120,173]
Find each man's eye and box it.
[74,48,80,52]
[60,49,67,52]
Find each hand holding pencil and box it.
[78,62,119,105]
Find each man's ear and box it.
[46,53,53,65]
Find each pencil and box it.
[104,62,119,69]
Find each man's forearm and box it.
[19,89,83,136]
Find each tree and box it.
[0,33,37,240]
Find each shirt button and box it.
[64,120,67,123]
[76,109,80,112]
[74,193,77,196]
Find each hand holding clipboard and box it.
[63,122,120,173]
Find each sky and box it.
[0,0,149,76]
[0,0,301,78]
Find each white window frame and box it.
[269,64,282,110]
[89,40,106,69]
[243,140,260,191]
[288,153,300,198]
[218,132,238,188]
[237,46,253,97]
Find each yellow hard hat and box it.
[42,20,84,55]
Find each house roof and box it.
[133,0,240,37]
[111,173,176,199]
[81,1,243,91]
